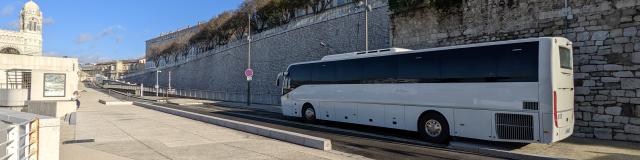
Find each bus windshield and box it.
[559,47,572,69]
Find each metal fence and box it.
[0,84,25,90]
[0,118,39,160]
[103,83,281,105]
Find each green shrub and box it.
[388,0,461,13]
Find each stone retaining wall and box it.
[125,0,391,105]
[391,0,640,142]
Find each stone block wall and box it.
[125,0,390,105]
[391,0,640,142]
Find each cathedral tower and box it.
[20,0,42,33]
[17,0,43,55]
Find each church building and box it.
[0,0,43,56]
[0,1,78,118]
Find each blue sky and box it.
[0,0,243,63]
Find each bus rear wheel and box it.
[418,112,450,144]
[302,104,316,123]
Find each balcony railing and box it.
[0,84,25,90]
[102,82,281,106]
[0,115,39,160]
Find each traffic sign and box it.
[245,68,254,77]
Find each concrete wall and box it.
[29,70,79,101]
[391,0,640,142]
[0,89,28,106]
[27,100,76,118]
[125,0,391,105]
[0,54,79,102]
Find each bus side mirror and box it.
[276,73,282,86]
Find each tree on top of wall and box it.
[147,0,354,62]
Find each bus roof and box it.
[287,37,564,68]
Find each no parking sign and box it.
[245,69,253,81]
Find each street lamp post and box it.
[365,0,369,52]
[358,0,372,53]
[247,13,252,106]
[155,70,161,97]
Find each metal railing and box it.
[0,84,25,90]
[102,83,281,105]
[0,118,39,160]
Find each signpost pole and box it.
[247,13,252,106]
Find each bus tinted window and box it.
[441,47,497,81]
[361,56,398,83]
[289,65,311,88]
[286,42,539,86]
[335,60,363,84]
[496,42,539,81]
[397,52,440,83]
[312,62,336,83]
[559,47,572,69]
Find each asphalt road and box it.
[98,87,504,160]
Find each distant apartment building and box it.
[81,59,145,81]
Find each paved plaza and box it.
[59,84,368,160]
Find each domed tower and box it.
[21,0,42,33]
[19,0,43,55]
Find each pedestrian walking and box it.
[72,91,80,109]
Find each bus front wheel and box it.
[418,112,450,144]
[302,104,316,123]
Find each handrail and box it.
[103,83,281,105]
[0,117,39,160]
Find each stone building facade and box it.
[391,0,640,142]
[125,0,390,105]
[0,1,43,56]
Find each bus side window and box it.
[289,65,311,88]
[335,60,363,84]
[361,56,398,84]
[312,62,336,84]
[397,52,441,83]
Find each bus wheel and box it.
[302,104,316,123]
[418,112,450,144]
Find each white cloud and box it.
[1,5,14,17]
[75,25,125,44]
[75,34,94,44]
[43,17,55,25]
[77,54,113,63]
[115,36,124,44]
[6,20,19,30]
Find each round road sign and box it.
[245,69,254,77]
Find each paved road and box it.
[100,87,502,160]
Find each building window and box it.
[43,73,66,97]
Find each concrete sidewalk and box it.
[61,85,368,160]
[511,137,640,159]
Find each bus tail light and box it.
[553,91,558,128]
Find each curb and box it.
[98,99,133,106]
[133,101,332,151]
[167,101,203,106]
[448,142,564,160]
[203,102,281,114]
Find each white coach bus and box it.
[276,37,574,144]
